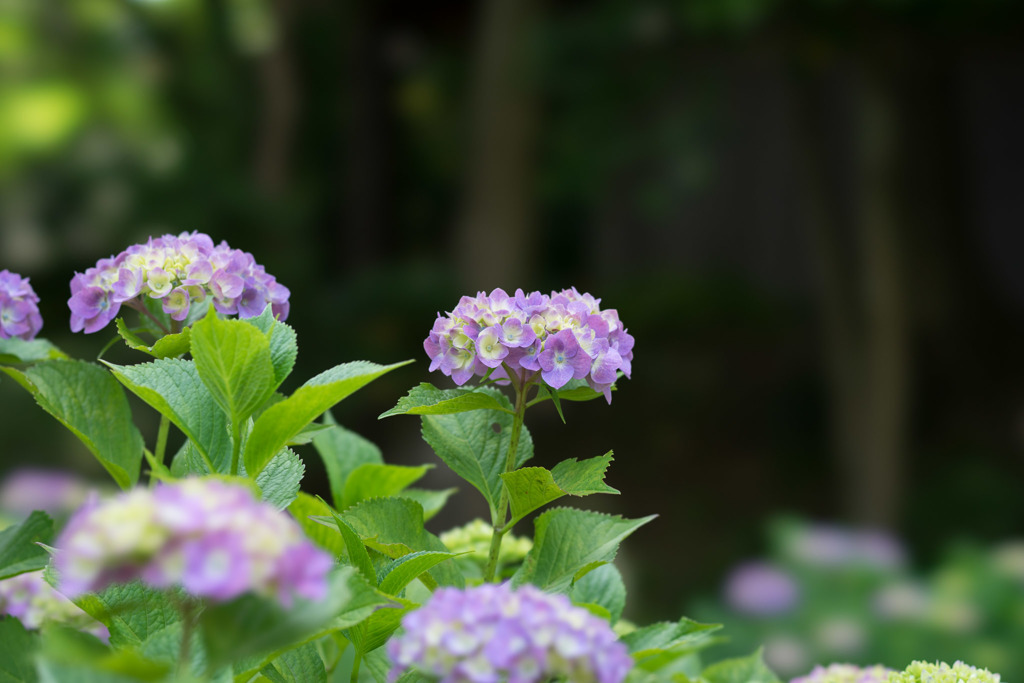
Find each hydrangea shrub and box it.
[0,234,1007,683]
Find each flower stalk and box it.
[483,369,529,583]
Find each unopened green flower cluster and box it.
[440,518,533,563]
[889,661,1000,683]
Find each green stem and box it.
[483,373,528,582]
[177,599,197,678]
[350,650,362,683]
[155,414,171,470]
[230,421,242,476]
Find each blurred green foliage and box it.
[1,0,1023,626]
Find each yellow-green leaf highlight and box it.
[501,452,619,526]
[244,360,412,477]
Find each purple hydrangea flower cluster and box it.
[0,570,109,641]
[785,524,906,571]
[388,583,633,683]
[0,468,93,517]
[723,561,800,616]
[55,478,331,605]
[67,231,290,334]
[791,663,893,683]
[424,288,634,401]
[0,269,43,340]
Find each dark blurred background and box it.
[2,0,1024,657]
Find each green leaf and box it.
[701,648,781,683]
[341,464,431,510]
[35,661,139,683]
[330,513,377,585]
[256,449,305,510]
[169,440,212,477]
[0,510,53,580]
[61,579,212,676]
[571,564,626,625]
[512,508,656,593]
[363,649,391,683]
[288,493,346,558]
[397,488,456,522]
[0,617,38,683]
[106,359,231,473]
[346,596,415,655]
[191,311,276,428]
[378,551,458,596]
[243,304,298,390]
[244,360,412,477]
[312,424,384,510]
[260,643,326,683]
[340,498,463,588]
[530,378,614,405]
[115,319,191,359]
[420,388,533,515]
[379,382,511,418]
[71,581,181,650]
[0,337,67,365]
[200,566,388,667]
[36,624,172,682]
[1,361,143,489]
[286,422,331,446]
[501,452,619,526]
[623,618,723,672]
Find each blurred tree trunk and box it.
[254,0,298,194]
[339,0,390,269]
[798,55,909,528]
[455,0,540,290]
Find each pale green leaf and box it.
[115,318,191,359]
[512,508,656,593]
[286,422,331,446]
[363,649,391,683]
[701,648,780,683]
[256,449,304,510]
[330,513,377,585]
[1,361,143,489]
[106,358,231,473]
[378,551,457,596]
[420,388,533,515]
[346,596,415,655]
[259,643,326,683]
[623,618,724,671]
[341,464,431,510]
[530,378,615,406]
[288,493,346,558]
[0,615,38,683]
[169,440,214,477]
[191,311,276,426]
[312,424,383,510]
[379,382,511,418]
[71,581,181,649]
[502,452,618,525]
[35,621,184,682]
[340,498,463,588]
[0,511,53,580]
[0,337,67,365]
[571,564,626,625]
[244,360,412,477]
[397,488,456,522]
[243,305,298,390]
